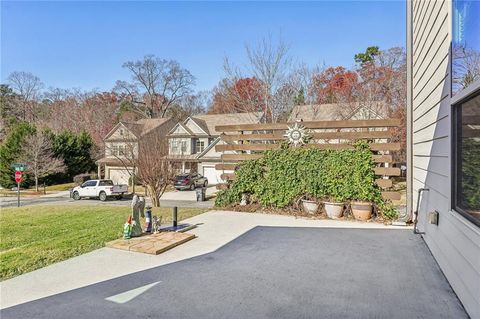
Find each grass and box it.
[0,182,75,197]
[0,205,208,281]
[45,182,75,191]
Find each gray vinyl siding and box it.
[408,1,480,318]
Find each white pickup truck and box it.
[71,179,128,201]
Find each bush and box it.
[73,173,98,185]
[48,130,97,184]
[216,141,397,220]
[0,121,36,188]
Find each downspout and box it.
[413,188,429,235]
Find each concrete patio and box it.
[0,211,468,318]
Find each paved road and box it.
[1,187,216,209]
[1,228,467,319]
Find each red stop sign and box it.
[15,171,22,183]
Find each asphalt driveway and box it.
[0,227,467,319]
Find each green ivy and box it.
[216,141,398,220]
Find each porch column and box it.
[182,161,186,173]
[97,164,101,179]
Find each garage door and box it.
[108,169,131,185]
[202,166,222,185]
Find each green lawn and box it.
[45,182,75,191]
[0,205,207,281]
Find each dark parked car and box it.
[174,173,208,190]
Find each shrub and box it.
[48,130,97,184]
[73,173,97,185]
[216,141,397,220]
[0,121,36,188]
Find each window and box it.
[82,180,96,187]
[118,145,125,156]
[452,0,480,95]
[196,139,205,153]
[110,144,126,156]
[171,139,178,152]
[180,140,187,153]
[110,145,119,156]
[99,180,114,186]
[453,91,480,226]
[171,139,187,154]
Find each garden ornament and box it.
[130,194,144,237]
[123,215,132,239]
[138,196,146,218]
[284,122,309,147]
[144,205,152,233]
[240,193,250,206]
[152,215,162,233]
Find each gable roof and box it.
[187,117,209,135]
[190,112,262,136]
[104,117,172,140]
[288,103,388,122]
[169,122,195,136]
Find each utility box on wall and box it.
[428,211,439,226]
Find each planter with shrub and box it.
[301,200,319,214]
[350,201,373,221]
[323,200,345,219]
[215,141,398,221]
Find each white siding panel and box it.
[409,0,480,317]
[413,94,449,129]
[413,115,450,143]
[413,155,449,175]
[412,0,438,49]
[412,134,449,156]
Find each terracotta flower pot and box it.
[301,199,319,214]
[351,201,373,221]
[323,201,344,219]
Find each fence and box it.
[214,118,402,201]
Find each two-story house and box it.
[97,117,175,185]
[166,112,262,184]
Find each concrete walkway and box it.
[0,211,410,309]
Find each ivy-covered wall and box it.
[216,142,397,219]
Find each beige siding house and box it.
[288,102,389,122]
[166,112,262,184]
[97,118,175,185]
[407,1,479,318]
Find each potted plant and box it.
[299,194,319,215]
[350,176,376,221]
[322,197,345,219]
[350,200,373,221]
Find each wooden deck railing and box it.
[215,118,402,201]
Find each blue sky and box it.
[1,1,406,92]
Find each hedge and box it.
[215,141,397,220]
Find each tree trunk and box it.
[35,176,39,193]
[149,186,161,207]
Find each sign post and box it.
[12,163,26,208]
[15,171,22,207]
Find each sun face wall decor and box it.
[284,122,310,147]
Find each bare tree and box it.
[104,131,174,206]
[453,46,480,94]
[223,35,296,122]
[115,55,195,118]
[7,71,44,121]
[20,131,65,192]
[166,91,209,122]
[136,135,175,207]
